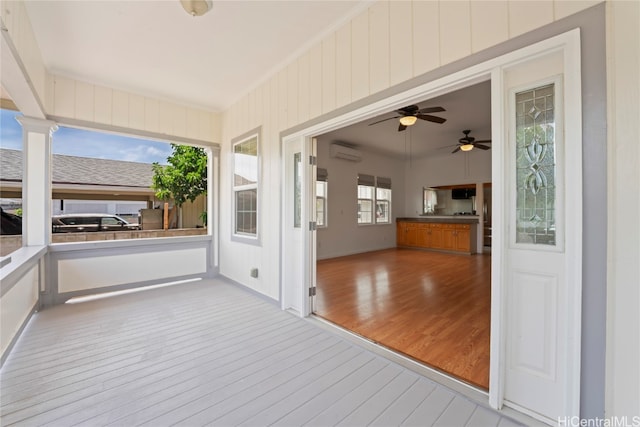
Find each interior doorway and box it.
[311,81,493,389]
[281,28,583,422]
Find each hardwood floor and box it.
[316,248,491,389]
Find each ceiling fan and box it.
[368,105,446,132]
[451,130,491,153]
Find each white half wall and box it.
[1,263,38,359]
[57,246,207,293]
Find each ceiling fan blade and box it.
[474,139,492,143]
[475,144,491,150]
[368,116,401,126]
[417,114,447,124]
[398,123,407,132]
[452,146,461,154]
[418,106,445,114]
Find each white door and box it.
[282,136,316,315]
[492,39,582,423]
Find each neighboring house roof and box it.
[0,148,154,189]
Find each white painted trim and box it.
[489,66,506,410]
[282,29,583,419]
[230,128,262,245]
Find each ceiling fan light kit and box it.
[399,116,418,126]
[180,0,213,17]
[368,105,446,132]
[449,130,492,154]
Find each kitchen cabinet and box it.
[397,220,476,254]
[417,223,443,249]
[397,222,418,247]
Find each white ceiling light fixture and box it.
[180,0,213,17]
[398,116,418,126]
[460,144,474,152]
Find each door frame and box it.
[281,29,582,420]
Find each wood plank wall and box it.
[219,0,600,299]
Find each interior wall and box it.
[404,150,491,216]
[315,142,405,260]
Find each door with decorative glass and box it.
[492,35,582,424]
[281,136,317,315]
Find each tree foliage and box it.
[152,144,207,207]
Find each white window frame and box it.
[375,177,392,224]
[316,180,327,228]
[357,174,392,226]
[231,128,261,244]
[357,173,375,225]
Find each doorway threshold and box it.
[306,315,545,427]
[307,314,487,398]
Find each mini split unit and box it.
[330,144,362,162]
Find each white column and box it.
[17,117,58,247]
[206,147,220,271]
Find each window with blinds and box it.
[357,174,391,225]
[316,168,328,228]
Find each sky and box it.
[1,109,172,164]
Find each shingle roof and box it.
[0,148,153,188]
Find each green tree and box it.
[152,144,207,226]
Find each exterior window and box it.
[357,173,375,224]
[233,134,259,237]
[376,188,391,223]
[375,176,392,224]
[316,181,327,227]
[357,174,391,225]
[316,168,328,228]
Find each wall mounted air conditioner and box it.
[330,144,362,162]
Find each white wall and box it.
[315,142,405,259]
[48,75,221,144]
[220,0,597,300]
[605,0,640,419]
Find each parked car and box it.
[0,207,22,235]
[52,214,141,233]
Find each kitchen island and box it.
[396,216,479,254]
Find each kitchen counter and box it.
[396,216,480,224]
[396,218,479,253]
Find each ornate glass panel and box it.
[515,83,556,245]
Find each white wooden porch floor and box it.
[0,279,521,426]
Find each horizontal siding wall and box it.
[49,75,221,143]
[220,0,600,299]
